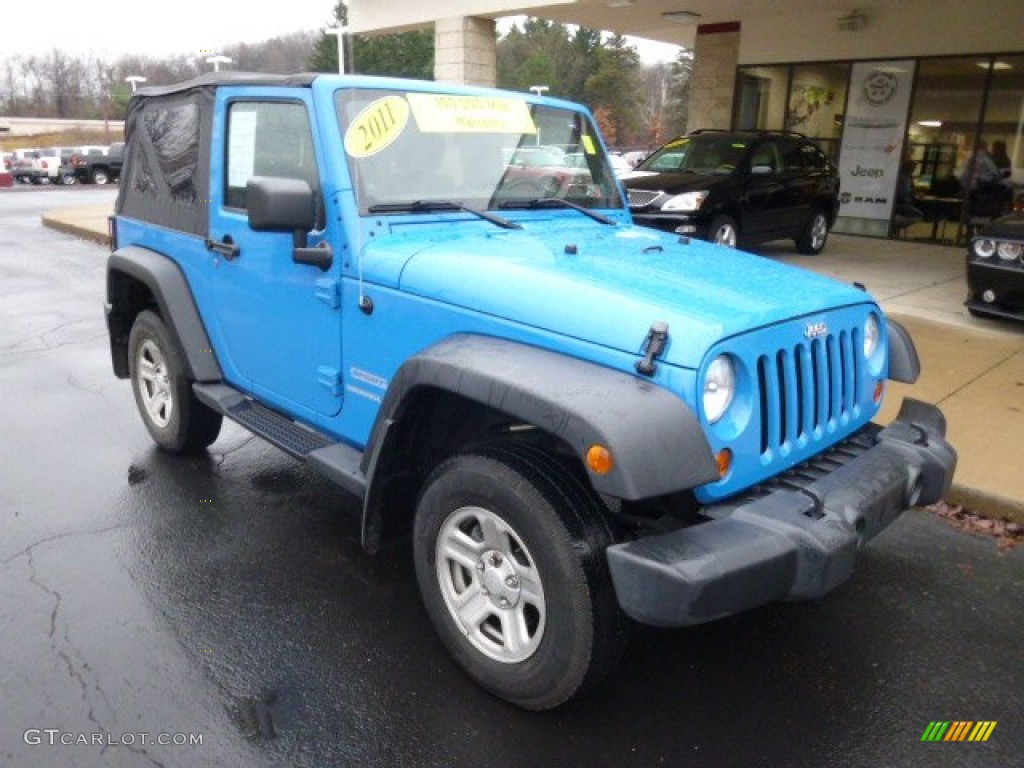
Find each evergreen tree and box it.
[583,35,643,146]
[308,1,434,80]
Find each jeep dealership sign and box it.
[837,60,916,220]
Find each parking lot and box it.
[1,187,1021,767]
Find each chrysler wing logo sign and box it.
[862,69,898,106]
[805,321,828,339]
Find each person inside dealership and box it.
[893,156,924,230]
[961,139,1012,218]
[990,140,1011,172]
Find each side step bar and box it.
[193,383,367,499]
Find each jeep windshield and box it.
[336,88,624,216]
[638,135,750,176]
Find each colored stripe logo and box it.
[921,721,997,742]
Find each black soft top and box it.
[117,72,320,236]
[131,71,317,99]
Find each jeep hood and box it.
[363,223,871,370]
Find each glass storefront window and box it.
[734,66,789,130]
[908,58,987,188]
[787,63,849,160]
[979,55,1024,214]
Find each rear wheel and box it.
[128,310,222,453]
[796,209,830,254]
[91,168,109,185]
[708,215,739,248]
[413,444,628,710]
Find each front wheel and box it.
[128,310,222,453]
[91,168,109,185]
[796,209,830,254]
[708,215,739,248]
[413,445,628,710]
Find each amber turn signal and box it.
[586,444,614,475]
[873,380,885,403]
[715,448,732,478]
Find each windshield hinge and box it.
[635,321,669,377]
[317,366,343,395]
[315,277,341,308]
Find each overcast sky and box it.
[2,2,677,62]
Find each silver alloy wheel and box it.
[136,338,173,428]
[713,222,737,247]
[435,505,546,664]
[809,213,828,250]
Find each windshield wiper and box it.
[367,200,522,230]
[498,197,617,226]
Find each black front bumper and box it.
[606,398,956,627]
[966,260,1024,322]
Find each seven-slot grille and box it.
[626,189,662,208]
[755,327,861,456]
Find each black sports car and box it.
[966,214,1024,323]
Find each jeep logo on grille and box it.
[804,321,828,339]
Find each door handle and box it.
[205,236,240,260]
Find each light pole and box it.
[125,76,147,93]
[324,26,348,74]
[529,86,549,144]
[205,55,232,72]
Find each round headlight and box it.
[662,190,709,212]
[703,355,735,424]
[997,242,1023,261]
[864,314,881,359]
[972,238,996,259]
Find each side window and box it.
[781,140,809,171]
[751,141,781,173]
[800,143,829,170]
[225,101,320,211]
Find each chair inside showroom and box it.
[966,184,1011,237]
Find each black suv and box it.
[623,130,839,253]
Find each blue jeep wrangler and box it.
[106,72,956,710]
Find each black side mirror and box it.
[245,176,333,271]
[247,176,315,234]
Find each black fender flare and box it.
[106,245,222,381]
[361,334,719,547]
[886,317,920,384]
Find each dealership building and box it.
[350,0,1024,242]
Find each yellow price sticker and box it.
[407,93,536,134]
[581,135,596,155]
[344,95,410,158]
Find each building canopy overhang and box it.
[348,0,1024,65]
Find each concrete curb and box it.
[947,484,1024,525]
[40,211,111,248]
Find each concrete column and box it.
[686,22,741,132]
[434,16,497,87]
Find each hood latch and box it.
[635,321,669,376]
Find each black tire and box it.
[708,215,739,248]
[795,209,830,254]
[128,310,222,453]
[91,168,109,185]
[59,172,77,186]
[413,443,629,710]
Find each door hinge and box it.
[317,366,343,395]
[315,278,341,308]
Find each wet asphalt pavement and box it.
[1,186,1022,767]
